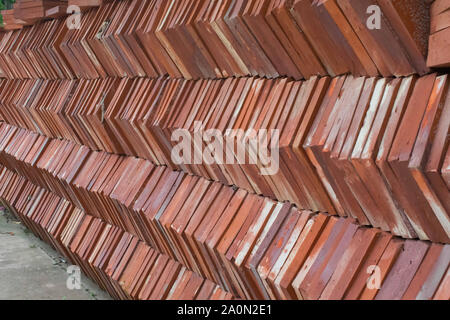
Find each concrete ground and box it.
[0,206,111,300]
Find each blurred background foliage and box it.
[0,0,16,26]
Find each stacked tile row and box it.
[0,123,448,300]
[69,0,103,11]
[427,0,450,68]
[0,165,233,300]
[1,73,448,242]
[12,0,68,22]
[307,73,450,243]
[1,1,103,31]
[0,0,430,80]
[1,9,30,31]
[0,76,334,215]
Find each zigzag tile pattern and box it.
[0,0,430,79]
[0,123,448,300]
[427,0,450,67]
[0,166,234,300]
[0,74,448,242]
[0,0,448,301]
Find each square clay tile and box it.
[403,244,450,300]
[433,268,450,300]
[388,74,448,242]
[375,240,430,300]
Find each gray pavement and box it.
[0,206,111,300]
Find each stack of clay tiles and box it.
[0,0,448,300]
[0,9,28,30]
[12,0,69,21]
[0,0,432,79]
[428,0,450,67]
